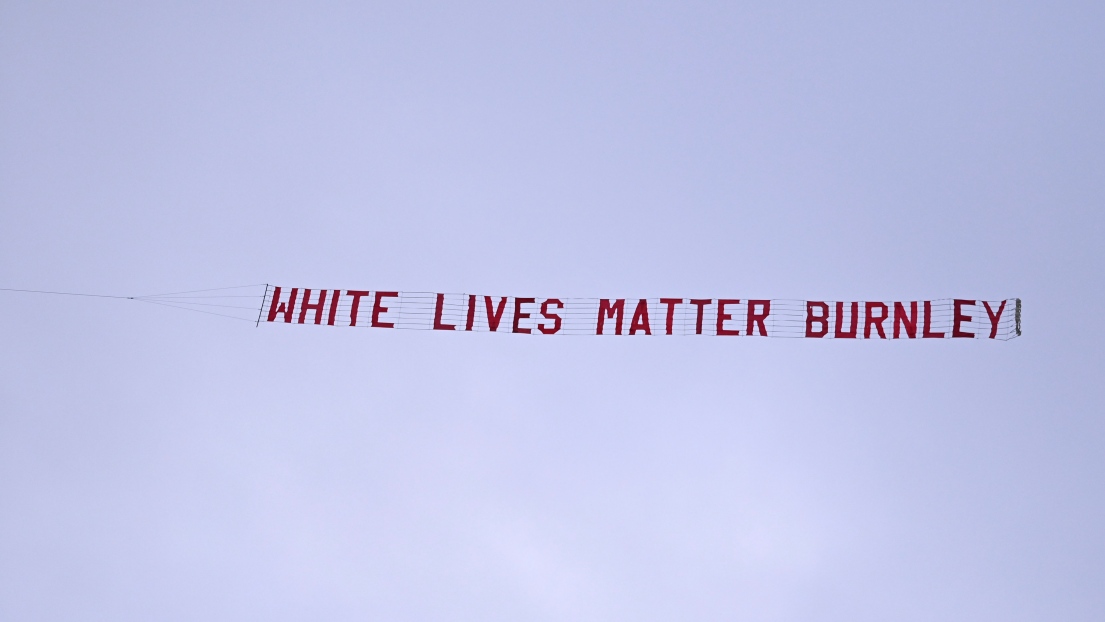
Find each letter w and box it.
[266,287,298,323]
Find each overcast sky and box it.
[2,2,1103,620]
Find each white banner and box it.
[260,286,1021,340]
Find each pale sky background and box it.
[1,2,1103,620]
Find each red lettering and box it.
[690,299,711,335]
[893,301,917,339]
[372,291,398,328]
[864,302,888,339]
[266,287,298,323]
[327,290,341,326]
[512,297,535,334]
[347,290,370,326]
[434,293,455,331]
[923,301,945,338]
[983,300,1007,339]
[716,299,741,336]
[597,299,625,335]
[805,301,829,338]
[746,300,770,337]
[484,296,508,331]
[660,298,682,335]
[835,302,858,338]
[539,299,563,335]
[953,299,975,338]
[465,294,476,331]
[628,299,651,335]
[298,289,327,325]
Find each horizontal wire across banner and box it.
[260,286,1022,340]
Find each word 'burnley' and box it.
[261,287,1021,340]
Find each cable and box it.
[134,299,256,322]
[1,286,264,323]
[0,287,133,300]
[136,284,267,298]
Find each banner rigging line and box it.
[0,284,268,323]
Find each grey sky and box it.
[1,2,1102,620]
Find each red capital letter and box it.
[835,302,858,338]
[716,299,740,336]
[327,290,341,326]
[690,299,711,335]
[628,299,651,335]
[347,290,370,326]
[923,301,945,338]
[746,300,770,337]
[298,289,328,325]
[465,295,476,331]
[597,299,625,335]
[372,291,398,328]
[539,299,563,335]
[660,298,682,335]
[266,287,298,323]
[983,300,1007,339]
[893,301,917,339]
[434,293,455,331]
[512,297,535,334]
[484,296,508,331]
[864,302,888,339]
[805,301,828,338]
[952,299,975,338]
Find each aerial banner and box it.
[259,286,1021,340]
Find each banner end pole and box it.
[256,284,269,328]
